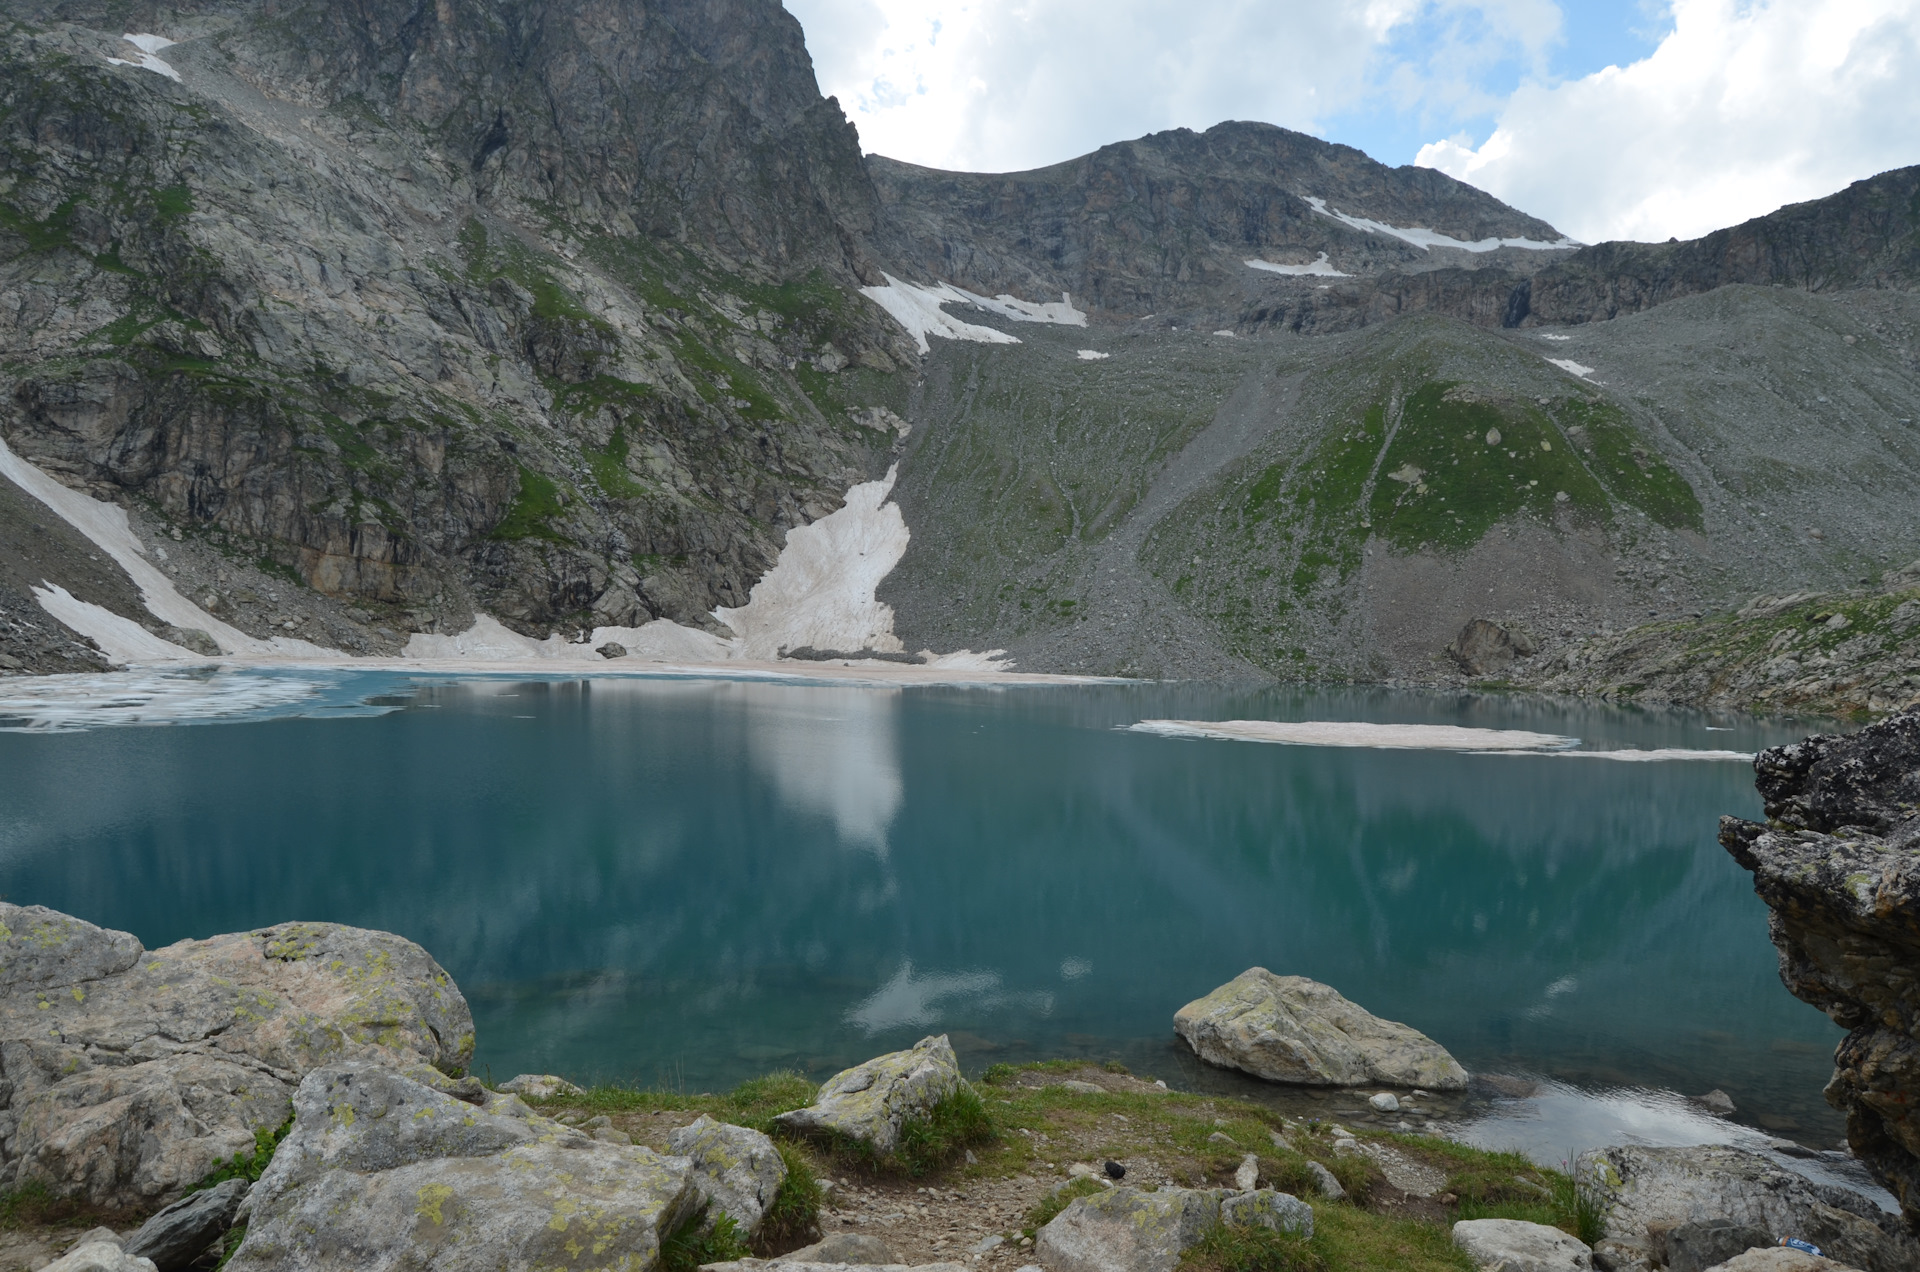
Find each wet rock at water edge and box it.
[773,1034,968,1156]
[1452,1218,1593,1271]
[225,1063,698,1272]
[1174,968,1469,1089]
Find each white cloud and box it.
[785,0,1560,174]
[1417,0,1920,242]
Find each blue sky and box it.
[784,0,1920,243]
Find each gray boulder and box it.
[669,1114,788,1235]
[778,1233,898,1263]
[1704,1253,1865,1272]
[1219,1189,1313,1236]
[1452,1218,1592,1271]
[1036,1186,1223,1272]
[773,1035,966,1155]
[1174,969,1469,1090]
[1583,1146,1918,1272]
[1661,1219,1772,1272]
[40,1242,157,1272]
[1305,1160,1347,1200]
[225,1063,699,1272]
[497,1073,584,1099]
[0,905,475,1210]
[123,1178,250,1271]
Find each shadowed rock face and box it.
[1720,709,1920,1231]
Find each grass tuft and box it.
[658,1206,749,1272]
[892,1085,996,1177]
[194,1117,293,1191]
[1180,1220,1326,1272]
[1022,1175,1104,1236]
[754,1142,823,1254]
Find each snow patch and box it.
[30,586,203,664]
[1076,349,1110,361]
[1212,330,1238,338]
[1245,251,1350,277]
[404,615,733,662]
[717,466,911,660]
[1302,197,1577,253]
[1538,333,1573,342]
[0,436,268,655]
[105,33,182,81]
[860,273,1085,355]
[1547,357,1597,379]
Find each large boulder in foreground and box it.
[1451,1218,1592,1271]
[1174,968,1468,1090]
[1581,1146,1918,1272]
[226,1063,698,1272]
[0,905,474,1209]
[773,1034,965,1156]
[1036,1185,1311,1272]
[1719,708,1920,1229]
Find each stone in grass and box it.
[773,1034,966,1156]
[668,1114,788,1235]
[497,1073,584,1099]
[1219,1189,1313,1237]
[123,1178,250,1271]
[1454,1218,1593,1271]
[1037,1186,1223,1272]
[40,1242,156,1272]
[225,1063,699,1272]
[1174,968,1469,1090]
[1305,1160,1347,1200]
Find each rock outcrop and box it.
[773,1034,967,1156]
[123,1178,250,1271]
[1173,969,1469,1090]
[226,1063,698,1272]
[0,905,473,1208]
[1581,1145,1919,1272]
[1719,710,1920,1231]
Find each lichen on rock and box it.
[772,1034,966,1156]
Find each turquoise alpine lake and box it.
[0,673,1848,1152]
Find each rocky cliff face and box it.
[1720,711,1920,1231]
[0,0,915,652]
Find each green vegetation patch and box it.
[1181,1220,1325,1272]
[0,197,78,253]
[756,1143,824,1254]
[659,1208,749,1272]
[489,465,571,543]
[1555,398,1703,531]
[584,422,649,499]
[1022,1175,1104,1236]
[194,1116,293,1190]
[1368,382,1608,550]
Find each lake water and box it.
[0,671,1853,1162]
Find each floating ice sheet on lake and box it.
[1133,719,1579,751]
[1134,719,1751,760]
[1245,251,1350,277]
[105,33,182,81]
[0,668,405,733]
[860,273,1085,354]
[1302,197,1577,253]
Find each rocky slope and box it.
[1,0,1915,689]
[1720,710,1920,1230]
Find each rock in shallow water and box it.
[226,1063,698,1272]
[0,905,475,1209]
[1173,968,1468,1090]
[773,1034,966,1155]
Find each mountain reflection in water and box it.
[0,677,1844,1147]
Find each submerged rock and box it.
[773,1034,966,1155]
[1452,1218,1592,1271]
[1718,709,1920,1230]
[0,906,475,1209]
[226,1063,698,1272]
[1173,968,1469,1090]
[669,1114,788,1235]
[1582,1145,1918,1272]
